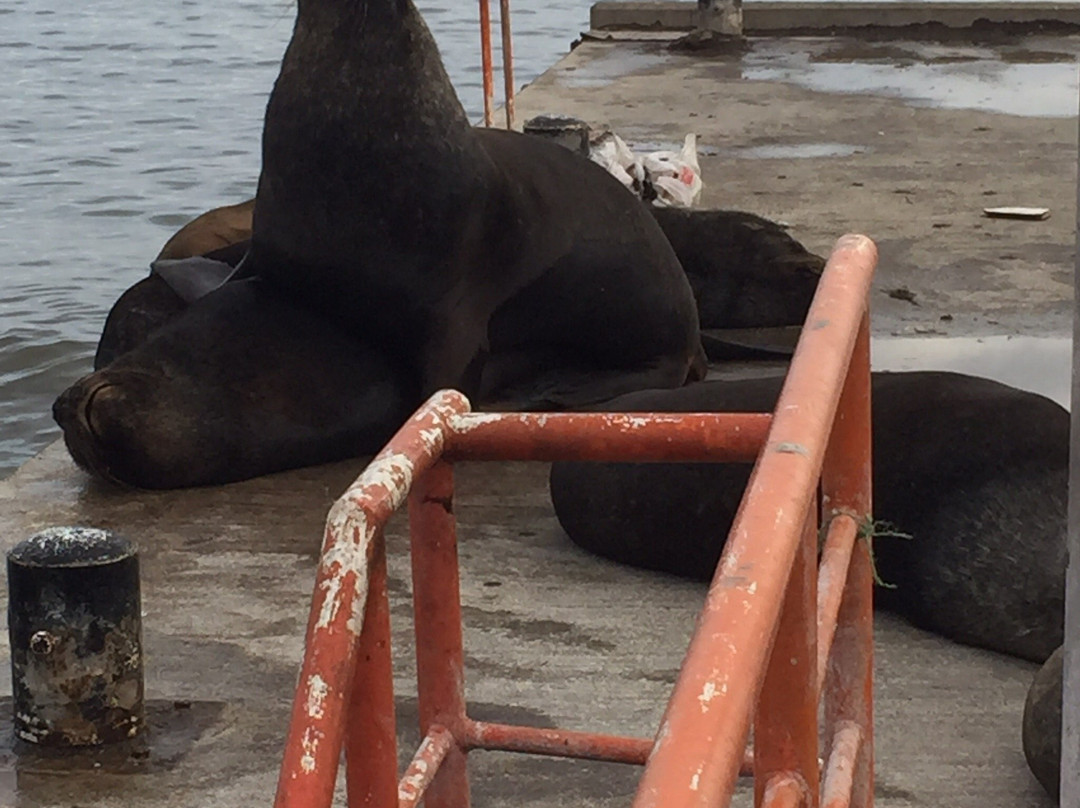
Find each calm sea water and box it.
[0,0,590,477]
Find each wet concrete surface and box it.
[0,23,1074,808]
[0,442,1057,807]
[524,33,1078,340]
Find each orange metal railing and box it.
[478,0,514,128]
[273,233,877,808]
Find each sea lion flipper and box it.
[150,256,240,303]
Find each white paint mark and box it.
[306,674,329,720]
[398,758,430,801]
[699,681,717,712]
[450,412,505,433]
[319,440,433,634]
[698,673,728,712]
[300,727,320,774]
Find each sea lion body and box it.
[58,279,414,489]
[93,203,824,374]
[1022,644,1063,801]
[54,0,710,488]
[549,372,1067,662]
[648,207,822,330]
[156,199,255,261]
[248,2,701,402]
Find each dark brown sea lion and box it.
[140,198,823,328]
[1023,644,1062,801]
[91,203,822,374]
[55,0,706,488]
[59,279,415,489]
[549,372,1067,662]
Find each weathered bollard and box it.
[7,527,144,746]
[523,115,591,158]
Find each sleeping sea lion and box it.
[549,372,1067,662]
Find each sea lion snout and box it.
[53,371,163,488]
[54,374,119,483]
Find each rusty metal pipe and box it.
[463,719,652,763]
[630,235,877,808]
[816,514,859,694]
[760,773,807,808]
[821,721,864,808]
[462,720,755,774]
[821,312,874,808]
[409,461,471,808]
[754,505,820,807]
[498,0,514,128]
[478,0,494,126]
[397,726,454,808]
[447,412,770,463]
[345,536,398,808]
[274,391,470,808]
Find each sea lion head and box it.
[53,366,215,489]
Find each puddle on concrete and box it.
[744,38,1079,117]
[871,334,1071,407]
[612,139,864,160]
[730,142,866,159]
[621,139,721,156]
[556,47,674,88]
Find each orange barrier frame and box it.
[477,0,515,128]
[273,234,877,808]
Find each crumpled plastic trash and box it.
[588,131,703,208]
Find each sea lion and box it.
[146,198,822,329]
[1023,644,1062,801]
[549,372,1067,662]
[55,0,706,488]
[91,203,822,373]
[155,199,254,261]
[57,279,415,489]
[93,242,247,370]
[647,207,822,330]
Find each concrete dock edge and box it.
[590,0,1080,32]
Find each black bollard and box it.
[7,527,144,746]
[522,115,591,158]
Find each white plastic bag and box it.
[641,133,703,208]
[589,131,703,208]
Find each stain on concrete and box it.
[462,606,617,652]
[0,698,226,775]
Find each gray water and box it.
[0,0,590,477]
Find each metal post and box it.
[409,460,471,808]
[344,534,398,808]
[498,0,514,129]
[697,0,743,36]
[753,503,820,808]
[1061,84,1080,805]
[478,0,494,126]
[821,312,874,808]
[7,527,144,747]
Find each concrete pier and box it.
[1,10,1075,807]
